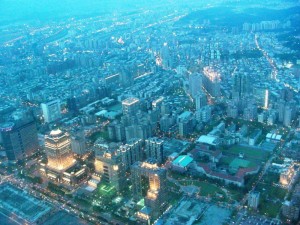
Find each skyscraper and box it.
[94,143,125,191]
[45,129,75,171]
[145,138,164,164]
[232,73,250,98]
[41,99,61,123]
[119,138,144,170]
[189,72,202,98]
[0,120,39,161]
[195,91,207,110]
[132,160,167,222]
[202,67,221,98]
[71,129,86,155]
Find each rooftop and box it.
[172,155,193,168]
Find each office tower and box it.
[202,67,221,98]
[145,138,164,164]
[67,97,78,114]
[253,87,269,108]
[122,97,140,116]
[178,118,194,137]
[159,115,175,132]
[0,120,39,161]
[45,129,75,171]
[132,160,167,222]
[283,105,292,127]
[119,138,143,170]
[189,72,202,98]
[178,111,194,137]
[94,144,125,191]
[248,191,260,209]
[232,73,250,98]
[71,129,86,155]
[41,99,61,123]
[278,100,286,123]
[160,43,172,69]
[195,92,207,110]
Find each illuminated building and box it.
[202,67,221,98]
[280,164,295,186]
[40,129,87,185]
[122,97,140,116]
[0,120,39,161]
[253,87,269,108]
[94,142,125,191]
[45,129,75,171]
[41,99,61,123]
[131,159,167,223]
[145,138,164,164]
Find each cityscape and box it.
[0,0,300,224]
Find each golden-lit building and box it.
[40,129,86,185]
[280,165,295,186]
[131,159,167,223]
[94,142,125,191]
[45,129,75,171]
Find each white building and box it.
[41,99,61,123]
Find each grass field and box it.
[259,201,282,218]
[223,145,269,161]
[179,180,226,197]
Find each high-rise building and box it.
[145,138,164,164]
[178,111,194,137]
[283,105,292,127]
[202,67,221,98]
[41,99,61,123]
[195,92,207,110]
[232,73,250,98]
[71,129,86,155]
[45,129,75,171]
[189,72,202,98]
[132,160,167,223]
[122,97,140,116]
[248,191,260,209]
[278,100,286,123]
[94,143,125,191]
[0,120,39,161]
[119,138,143,170]
[66,97,78,114]
[195,105,211,123]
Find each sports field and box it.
[223,145,269,161]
